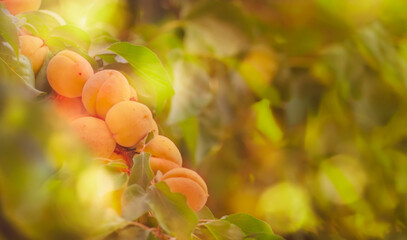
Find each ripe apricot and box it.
[105,101,154,148]
[129,86,138,101]
[47,50,94,98]
[52,95,87,120]
[144,135,182,174]
[82,70,130,119]
[70,116,116,158]
[19,35,48,74]
[151,120,159,135]
[0,0,41,15]
[161,168,208,211]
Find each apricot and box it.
[52,95,87,120]
[19,35,48,74]
[70,116,116,158]
[144,135,182,174]
[0,0,41,15]
[82,70,130,119]
[151,120,159,135]
[161,168,208,211]
[105,101,154,148]
[129,86,138,101]
[47,50,94,98]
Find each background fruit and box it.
[161,168,208,211]
[82,70,131,119]
[105,101,154,148]
[0,0,41,15]
[47,50,94,98]
[70,116,116,158]
[19,35,48,74]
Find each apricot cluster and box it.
[45,49,208,212]
[6,0,208,213]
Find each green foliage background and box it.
[2,0,407,239]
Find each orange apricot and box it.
[70,116,116,158]
[129,86,138,101]
[161,168,208,211]
[105,101,154,148]
[0,0,41,15]
[82,70,130,119]
[47,50,94,98]
[151,120,159,135]
[52,95,87,120]
[19,35,48,74]
[144,135,182,174]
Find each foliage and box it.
[0,1,283,239]
[2,0,407,239]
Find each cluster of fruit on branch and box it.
[1,1,285,239]
[4,0,209,214]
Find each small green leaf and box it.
[0,6,19,56]
[252,99,283,142]
[104,160,128,170]
[222,213,273,236]
[128,153,153,189]
[103,165,128,192]
[47,25,91,51]
[0,40,42,97]
[34,51,52,93]
[121,184,149,221]
[204,220,245,240]
[108,42,174,113]
[18,10,65,38]
[197,206,216,220]
[146,182,198,240]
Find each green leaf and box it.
[222,213,273,236]
[104,225,150,240]
[0,6,19,56]
[104,160,128,170]
[0,40,42,97]
[34,51,52,93]
[88,28,118,56]
[197,206,216,220]
[128,153,154,189]
[108,42,174,113]
[252,99,283,142]
[47,25,91,51]
[167,60,212,124]
[204,220,245,240]
[146,182,198,240]
[103,165,128,192]
[17,10,65,38]
[121,184,149,221]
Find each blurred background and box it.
[3,0,407,239]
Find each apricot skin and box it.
[52,95,87,120]
[0,0,41,15]
[70,116,116,158]
[161,168,208,211]
[19,35,48,74]
[47,50,94,98]
[82,70,130,119]
[144,135,182,174]
[105,101,154,148]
